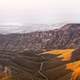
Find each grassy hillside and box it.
[47,49,80,80]
[0,49,80,80]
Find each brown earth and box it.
[0,49,80,80]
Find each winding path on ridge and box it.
[32,54,48,80]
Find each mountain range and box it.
[0,23,79,51]
[0,23,80,80]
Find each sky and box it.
[0,0,80,33]
[0,0,80,24]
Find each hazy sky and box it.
[0,0,80,24]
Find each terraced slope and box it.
[0,49,80,80]
[0,50,47,80]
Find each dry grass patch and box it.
[47,49,75,61]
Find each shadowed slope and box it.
[0,49,80,80]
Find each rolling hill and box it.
[0,23,80,80]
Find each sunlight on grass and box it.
[47,49,75,61]
[47,49,80,80]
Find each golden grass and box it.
[47,49,80,80]
[47,49,80,70]
[47,49,75,61]
[67,61,80,80]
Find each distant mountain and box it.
[0,24,62,34]
[0,23,80,51]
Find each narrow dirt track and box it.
[32,54,48,80]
